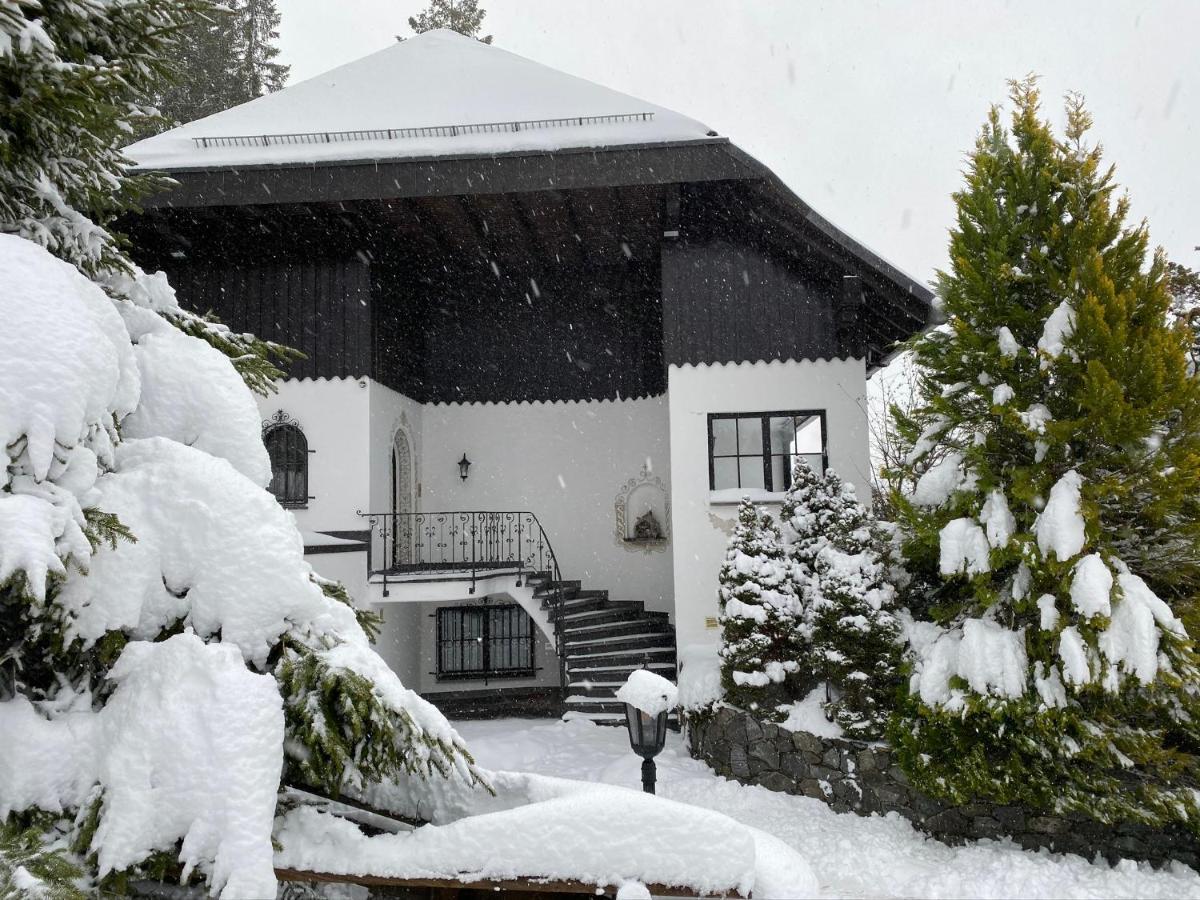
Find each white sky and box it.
[278,0,1199,287]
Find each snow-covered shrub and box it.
[717,500,805,718]
[887,81,1200,829]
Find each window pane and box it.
[769,454,790,491]
[738,457,766,490]
[795,415,824,454]
[737,417,763,454]
[796,452,824,475]
[768,416,797,454]
[713,457,739,489]
[711,418,736,455]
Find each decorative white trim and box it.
[614,463,670,554]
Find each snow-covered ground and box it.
[455,717,1200,900]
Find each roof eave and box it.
[720,143,933,308]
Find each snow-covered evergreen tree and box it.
[406,0,493,43]
[717,500,804,718]
[779,460,902,737]
[0,5,482,894]
[804,471,903,739]
[889,80,1200,829]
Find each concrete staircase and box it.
[526,571,677,725]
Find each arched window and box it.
[263,413,308,508]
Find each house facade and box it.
[123,30,930,722]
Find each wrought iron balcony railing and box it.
[356,509,568,696]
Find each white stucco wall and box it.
[667,358,871,651]
[255,377,371,533]
[419,397,674,613]
[372,599,422,687]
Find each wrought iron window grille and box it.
[435,603,536,683]
[263,411,312,508]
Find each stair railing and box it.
[356,510,567,699]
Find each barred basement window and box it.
[436,605,535,680]
[263,415,308,508]
[708,411,827,492]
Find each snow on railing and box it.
[191,112,655,149]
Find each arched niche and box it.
[614,463,670,553]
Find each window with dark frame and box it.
[263,422,308,508]
[436,604,535,680]
[708,411,827,492]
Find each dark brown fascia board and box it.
[135,138,745,209]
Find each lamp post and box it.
[623,702,668,794]
[617,667,676,795]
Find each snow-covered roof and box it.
[125,30,715,171]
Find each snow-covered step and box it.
[566,645,676,661]
[555,606,651,626]
[561,619,673,639]
[564,629,670,647]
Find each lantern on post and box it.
[616,667,678,795]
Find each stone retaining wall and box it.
[688,706,1198,868]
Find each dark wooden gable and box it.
[123,144,931,398]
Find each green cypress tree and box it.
[717,500,805,719]
[888,79,1200,828]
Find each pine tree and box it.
[717,500,804,719]
[151,6,248,130]
[406,0,493,43]
[148,1,289,134]
[888,79,1200,829]
[237,0,288,97]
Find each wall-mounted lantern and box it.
[458,453,472,482]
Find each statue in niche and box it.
[633,509,664,542]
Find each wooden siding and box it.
[373,258,664,404]
[167,257,372,380]
[661,239,838,367]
